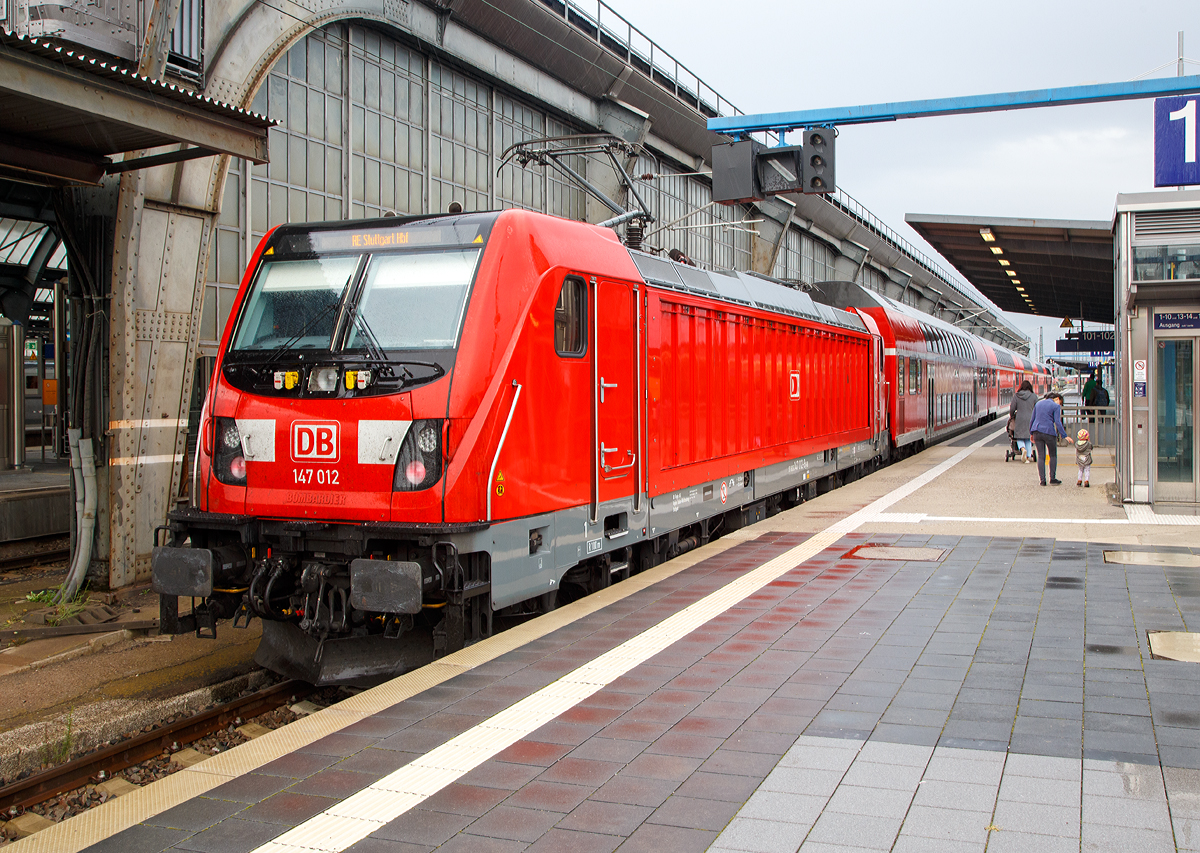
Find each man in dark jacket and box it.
[1030,392,1074,486]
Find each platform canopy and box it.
[905,214,1113,325]
[0,30,272,187]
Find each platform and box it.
[9,421,1200,853]
[0,453,71,542]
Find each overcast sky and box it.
[599,0,1199,354]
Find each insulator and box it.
[625,221,644,251]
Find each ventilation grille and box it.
[1134,210,1200,243]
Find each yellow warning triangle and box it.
[496,471,505,481]
[265,246,274,255]
[473,235,483,243]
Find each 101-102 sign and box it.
[1155,96,1200,187]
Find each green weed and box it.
[40,709,74,766]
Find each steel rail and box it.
[0,678,311,813]
[0,546,70,572]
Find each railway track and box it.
[0,535,70,575]
[0,678,313,814]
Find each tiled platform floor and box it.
[76,528,1200,853]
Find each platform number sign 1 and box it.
[1154,96,1200,187]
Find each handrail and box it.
[555,0,744,120]
[486,380,523,522]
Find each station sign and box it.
[1055,330,1114,353]
[1154,311,1200,330]
[1155,97,1200,187]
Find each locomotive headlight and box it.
[393,419,443,492]
[405,460,427,485]
[308,367,340,393]
[212,417,247,487]
[220,423,241,450]
[417,425,438,454]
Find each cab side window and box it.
[554,277,587,357]
[898,357,907,395]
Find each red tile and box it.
[591,775,679,808]
[567,737,648,764]
[421,783,510,817]
[465,804,560,842]
[645,732,722,760]
[538,757,623,787]
[614,823,717,853]
[506,780,594,813]
[600,718,673,742]
[495,739,573,767]
[374,807,472,845]
[459,760,543,791]
[557,799,653,836]
[621,752,703,782]
[527,720,605,746]
[691,700,758,721]
[647,795,742,831]
[739,711,814,735]
[240,792,337,825]
[724,729,797,755]
[558,704,625,727]
[434,833,528,853]
[698,748,781,778]
[669,716,741,738]
[578,691,642,711]
[524,828,620,853]
[674,771,762,803]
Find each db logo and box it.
[292,422,339,462]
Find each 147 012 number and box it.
[293,468,339,485]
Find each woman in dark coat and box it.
[1009,379,1038,463]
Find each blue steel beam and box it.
[708,75,1200,136]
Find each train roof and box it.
[813,279,1049,373]
[628,251,867,334]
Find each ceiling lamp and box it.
[980,228,995,242]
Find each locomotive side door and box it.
[592,277,638,515]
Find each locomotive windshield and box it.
[230,247,482,354]
[345,249,480,350]
[231,256,360,351]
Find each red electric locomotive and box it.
[152,209,1032,684]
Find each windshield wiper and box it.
[263,300,342,366]
[346,311,394,376]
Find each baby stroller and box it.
[1004,415,1020,461]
